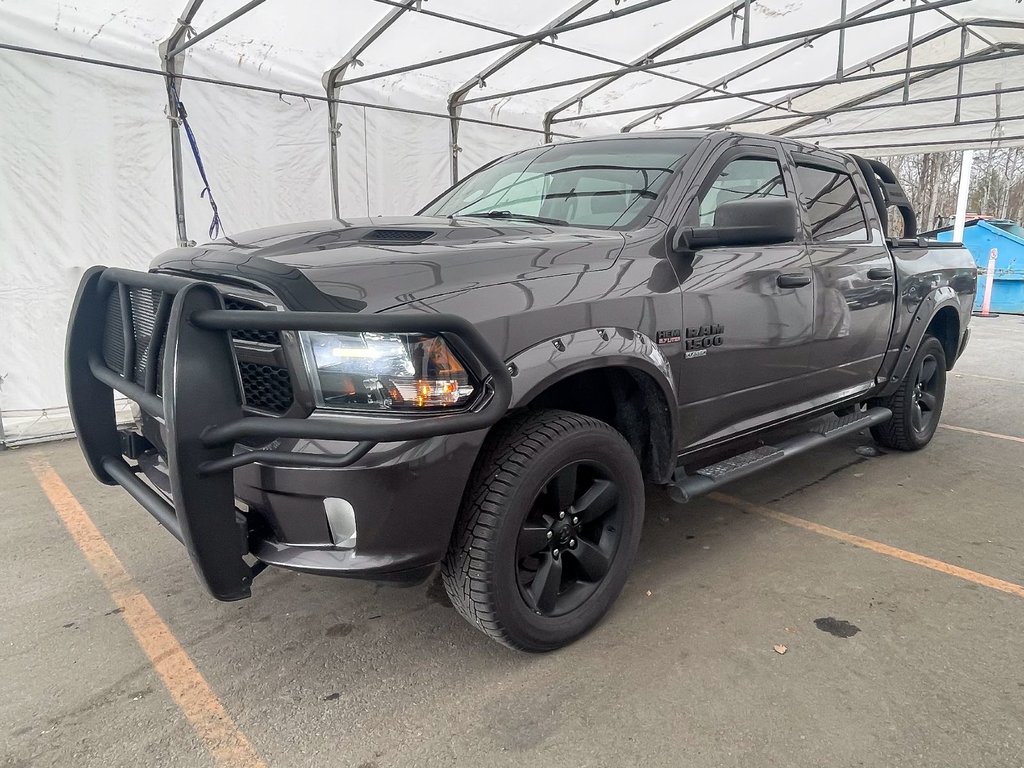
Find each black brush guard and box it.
[66,266,512,601]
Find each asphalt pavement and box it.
[3,313,1023,768]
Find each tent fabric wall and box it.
[0,6,540,443]
[2,0,1024,443]
[0,17,175,442]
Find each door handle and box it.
[777,273,811,288]
[867,267,894,280]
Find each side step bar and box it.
[668,406,892,504]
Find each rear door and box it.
[675,139,815,448]
[789,152,895,400]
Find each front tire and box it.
[871,334,947,451]
[441,409,644,652]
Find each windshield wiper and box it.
[451,210,569,226]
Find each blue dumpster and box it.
[936,220,1024,314]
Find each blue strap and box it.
[169,83,223,240]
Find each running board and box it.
[667,407,892,504]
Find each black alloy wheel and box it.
[910,351,941,436]
[515,461,622,618]
[871,333,947,451]
[442,409,644,651]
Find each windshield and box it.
[420,137,700,230]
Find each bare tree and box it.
[870,147,1024,234]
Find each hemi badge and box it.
[656,329,681,345]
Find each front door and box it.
[675,142,815,449]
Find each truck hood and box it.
[152,216,627,313]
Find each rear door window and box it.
[795,165,869,242]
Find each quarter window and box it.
[795,165,869,242]
[698,157,787,226]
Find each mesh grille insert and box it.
[99,286,295,416]
[222,296,282,345]
[237,362,294,414]
[129,288,161,385]
[102,290,126,373]
[223,296,294,413]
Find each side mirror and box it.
[673,197,799,252]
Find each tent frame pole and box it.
[459,0,969,108]
[686,24,958,131]
[667,22,1009,137]
[90,0,1016,230]
[375,0,763,128]
[160,0,205,248]
[741,0,752,45]
[164,0,267,59]
[903,0,917,102]
[372,2,785,149]
[0,41,572,140]
[922,1,1003,48]
[446,0,599,184]
[955,25,969,123]
[670,17,1008,132]
[826,133,1024,153]
[781,111,1024,143]
[773,41,1000,136]
[322,0,418,220]
[542,1,747,142]
[663,78,1024,133]
[621,0,898,132]
[342,0,676,89]
[553,30,1013,125]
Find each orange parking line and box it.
[29,457,266,768]
[709,491,1024,600]
[939,424,1024,444]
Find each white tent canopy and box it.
[1,0,1022,442]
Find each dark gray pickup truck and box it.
[68,130,976,650]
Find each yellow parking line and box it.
[709,491,1024,600]
[939,424,1024,444]
[29,457,266,768]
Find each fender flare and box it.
[877,286,961,397]
[504,327,678,481]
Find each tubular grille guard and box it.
[66,265,513,601]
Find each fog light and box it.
[324,497,357,549]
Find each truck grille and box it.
[102,287,164,385]
[222,296,282,345]
[101,287,295,415]
[237,361,294,413]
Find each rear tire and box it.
[871,334,946,451]
[441,409,644,652]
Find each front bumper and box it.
[66,266,511,601]
[135,431,485,584]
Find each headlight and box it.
[299,331,477,411]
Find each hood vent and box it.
[361,229,433,243]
